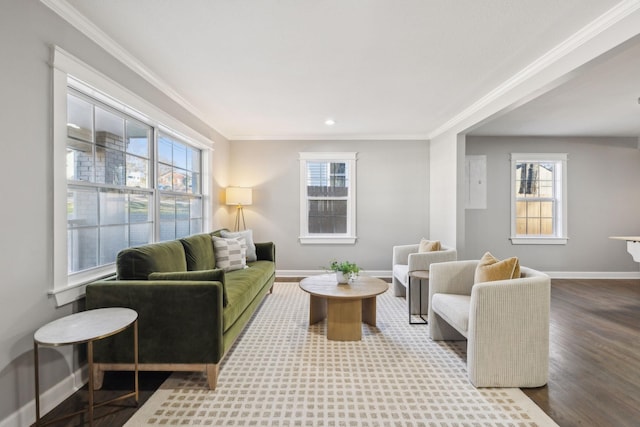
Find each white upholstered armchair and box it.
[392,244,457,316]
[428,260,550,387]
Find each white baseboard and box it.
[276,269,640,280]
[276,269,392,279]
[1,366,87,427]
[546,271,640,279]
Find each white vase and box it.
[336,271,349,284]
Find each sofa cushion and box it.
[419,239,441,252]
[222,261,274,332]
[180,234,216,271]
[117,240,187,280]
[221,229,257,262]
[431,293,471,338]
[212,236,247,271]
[474,252,520,284]
[148,269,228,306]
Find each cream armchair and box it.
[392,244,457,317]
[428,260,550,387]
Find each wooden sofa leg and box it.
[92,365,105,390]
[206,364,219,390]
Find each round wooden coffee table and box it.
[299,274,388,341]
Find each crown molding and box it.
[229,133,429,141]
[41,0,214,133]
[428,0,640,140]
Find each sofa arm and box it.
[86,280,225,364]
[255,242,275,262]
[392,244,419,265]
[407,247,457,272]
[468,275,550,387]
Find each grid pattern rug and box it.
[125,282,557,426]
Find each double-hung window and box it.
[52,46,210,305]
[299,152,357,244]
[510,153,568,244]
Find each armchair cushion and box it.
[419,239,441,252]
[474,252,520,284]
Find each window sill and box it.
[50,265,116,306]
[299,236,357,245]
[510,237,568,245]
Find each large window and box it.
[66,90,154,273]
[510,153,567,245]
[52,46,211,305]
[299,152,357,244]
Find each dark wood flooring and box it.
[522,278,640,427]
[35,279,640,426]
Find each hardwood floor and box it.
[35,279,640,426]
[523,279,640,427]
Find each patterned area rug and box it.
[125,282,557,426]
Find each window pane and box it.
[67,94,93,142]
[126,154,149,188]
[130,223,152,247]
[176,221,190,238]
[99,190,126,225]
[67,141,94,182]
[159,222,175,242]
[541,218,554,235]
[129,193,151,223]
[126,120,150,157]
[191,218,202,234]
[515,201,526,218]
[100,225,128,264]
[527,201,541,217]
[190,198,202,219]
[173,168,187,192]
[160,196,175,222]
[527,218,541,234]
[68,188,98,227]
[158,163,172,191]
[188,148,200,173]
[176,197,190,220]
[95,107,124,149]
[189,172,200,194]
[95,146,125,185]
[68,227,97,273]
[541,201,553,217]
[173,142,187,169]
[307,161,349,197]
[516,218,527,234]
[158,136,173,164]
[308,200,347,233]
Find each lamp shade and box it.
[226,187,252,206]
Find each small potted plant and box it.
[327,260,360,284]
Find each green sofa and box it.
[85,230,275,390]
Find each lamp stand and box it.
[234,205,246,231]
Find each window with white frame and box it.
[511,153,567,244]
[299,152,357,244]
[52,46,211,306]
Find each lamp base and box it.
[234,206,246,231]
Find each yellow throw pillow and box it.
[474,251,520,284]
[419,238,441,252]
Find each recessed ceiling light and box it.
[325,119,336,126]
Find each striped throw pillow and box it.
[212,236,247,271]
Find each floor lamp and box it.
[226,187,252,231]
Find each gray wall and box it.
[465,136,640,272]
[0,1,225,423]
[228,140,430,272]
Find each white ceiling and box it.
[58,0,639,140]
